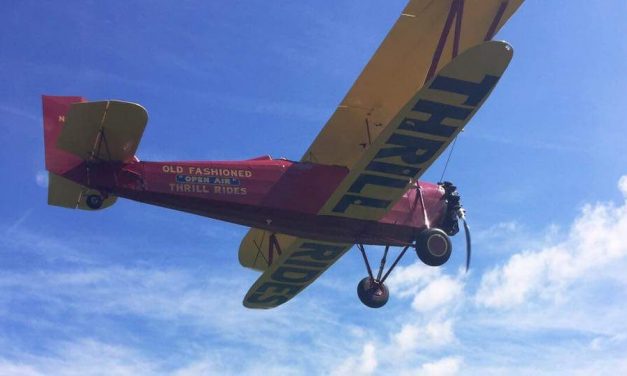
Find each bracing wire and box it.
[439,136,458,183]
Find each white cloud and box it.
[172,357,230,376]
[0,104,40,123]
[589,333,627,351]
[0,339,157,376]
[35,170,48,188]
[0,361,40,376]
[332,342,378,376]
[417,356,462,376]
[329,265,464,374]
[619,175,627,196]
[476,176,627,309]
[387,262,440,298]
[394,324,422,351]
[411,275,463,313]
[473,220,523,253]
[393,320,455,352]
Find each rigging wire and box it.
[439,135,459,183]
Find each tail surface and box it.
[42,95,147,210]
[42,95,85,175]
[43,95,100,209]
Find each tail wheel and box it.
[86,194,104,209]
[357,277,389,308]
[415,228,452,267]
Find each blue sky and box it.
[1,1,626,374]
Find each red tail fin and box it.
[42,95,86,175]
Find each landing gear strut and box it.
[355,232,453,309]
[356,243,412,309]
[354,182,472,308]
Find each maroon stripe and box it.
[452,0,464,58]
[425,0,464,84]
[484,1,509,41]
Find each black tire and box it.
[86,194,103,209]
[415,228,452,267]
[357,277,389,308]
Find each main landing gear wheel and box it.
[415,228,452,267]
[86,194,104,209]
[357,277,389,309]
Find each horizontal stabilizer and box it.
[57,100,148,162]
[48,173,116,210]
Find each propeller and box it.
[457,208,472,272]
[439,181,472,272]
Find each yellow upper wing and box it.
[302,0,523,167]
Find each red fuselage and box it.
[62,156,447,245]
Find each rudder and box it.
[42,95,85,175]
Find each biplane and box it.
[42,0,524,309]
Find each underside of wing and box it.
[238,0,525,309]
[239,229,301,272]
[319,40,513,220]
[241,234,352,309]
[302,0,524,168]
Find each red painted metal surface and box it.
[62,157,447,245]
[42,95,85,174]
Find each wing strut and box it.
[425,0,465,83]
[357,243,374,280]
[267,233,283,266]
[484,1,509,41]
[356,243,413,308]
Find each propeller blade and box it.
[461,216,471,272]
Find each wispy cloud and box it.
[467,130,584,154]
[416,356,463,376]
[34,171,48,188]
[0,339,158,376]
[1,178,627,374]
[0,104,40,123]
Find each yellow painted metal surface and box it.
[319,41,513,220]
[48,173,116,210]
[243,239,352,309]
[240,41,512,307]
[302,0,523,167]
[57,100,148,162]
[239,231,299,272]
[239,0,524,308]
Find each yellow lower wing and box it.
[242,236,352,309]
[239,230,300,272]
